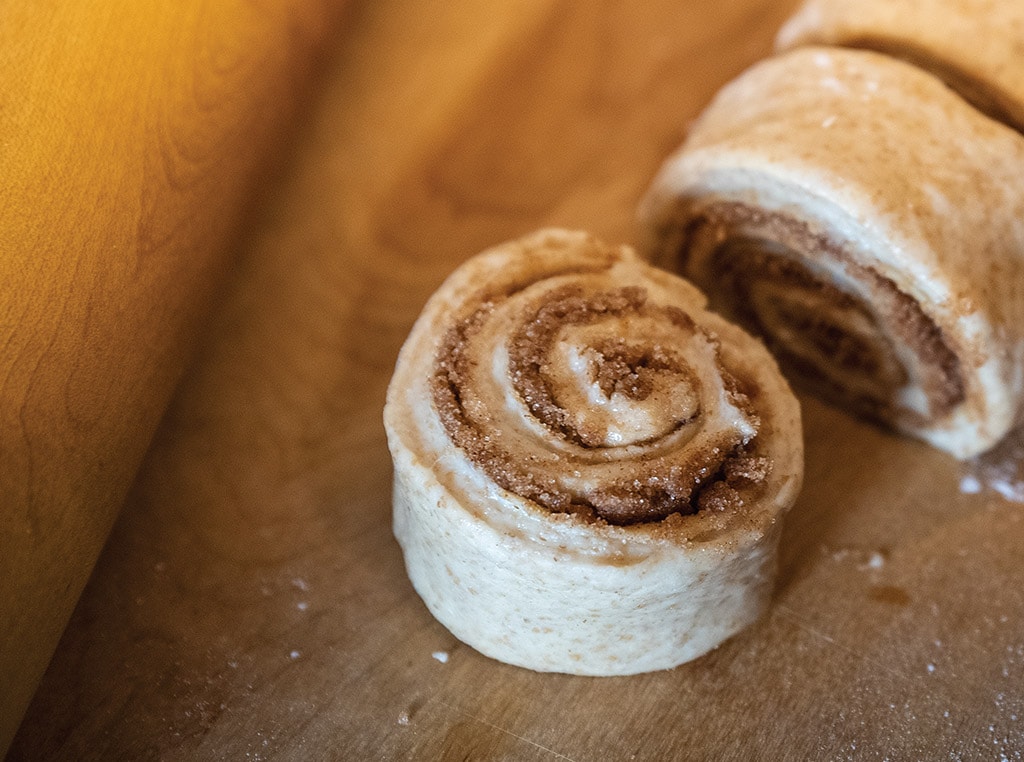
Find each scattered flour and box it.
[961,428,1024,503]
[825,546,888,570]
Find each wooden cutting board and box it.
[12,1,1024,758]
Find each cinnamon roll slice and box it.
[639,47,1024,458]
[384,229,802,676]
[777,0,1024,134]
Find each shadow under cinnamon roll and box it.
[640,47,1024,458]
[385,229,802,675]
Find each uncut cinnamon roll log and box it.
[639,47,1024,459]
[777,0,1024,134]
[385,229,802,676]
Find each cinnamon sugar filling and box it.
[676,203,964,425]
[431,282,770,526]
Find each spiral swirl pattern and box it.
[641,46,1024,457]
[431,272,763,525]
[683,206,964,428]
[385,229,803,675]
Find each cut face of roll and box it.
[385,229,802,675]
[639,47,1024,458]
[777,0,1024,134]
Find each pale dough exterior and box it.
[777,0,1024,133]
[390,437,783,675]
[385,229,803,675]
[639,47,1024,458]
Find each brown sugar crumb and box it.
[507,285,651,443]
[724,455,771,486]
[590,339,685,401]
[697,482,743,512]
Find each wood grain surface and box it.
[0,0,346,754]
[10,1,1024,759]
